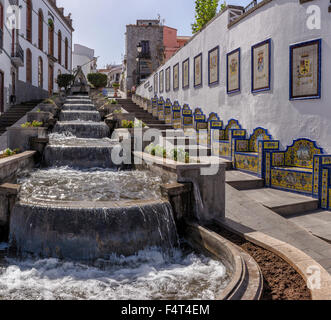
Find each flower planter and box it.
[27,112,53,126]
[38,103,59,116]
[7,127,48,152]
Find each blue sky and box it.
[57,0,250,68]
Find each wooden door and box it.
[0,71,4,113]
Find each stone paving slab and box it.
[224,185,331,275]
[287,210,331,243]
[241,188,319,215]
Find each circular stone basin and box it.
[0,247,229,300]
[17,168,163,204]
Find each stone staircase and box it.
[0,101,42,135]
[117,99,174,130]
[124,96,322,220]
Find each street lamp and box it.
[136,43,143,85]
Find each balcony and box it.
[11,43,24,67]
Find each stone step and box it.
[161,130,186,137]
[226,170,264,190]
[185,145,212,156]
[241,188,319,216]
[165,136,197,146]
[286,209,331,244]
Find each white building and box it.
[72,44,97,80]
[0,0,74,114]
[108,65,122,87]
[137,0,331,154]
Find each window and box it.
[58,30,62,64]
[48,20,54,57]
[141,41,150,58]
[26,0,32,42]
[38,57,43,88]
[65,38,69,69]
[26,49,32,83]
[38,10,43,50]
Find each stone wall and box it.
[125,24,164,92]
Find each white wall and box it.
[0,0,18,112]
[19,0,73,92]
[137,0,331,153]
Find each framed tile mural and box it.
[173,63,179,91]
[194,53,202,88]
[251,38,271,93]
[208,46,219,86]
[159,70,164,93]
[166,67,171,92]
[227,48,240,94]
[182,58,190,89]
[290,39,321,100]
[154,73,158,94]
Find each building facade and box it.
[0,0,74,114]
[137,0,331,154]
[124,19,189,93]
[72,44,97,80]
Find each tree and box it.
[57,74,74,91]
[192,0,227,34]
[87,73,108,89]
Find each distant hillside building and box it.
[72,44,98,79]
[124,19,189,93]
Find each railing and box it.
[244,0,258,12]
[12,43,24,61]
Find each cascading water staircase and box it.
[0,94,235,300]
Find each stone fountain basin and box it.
[62,104,96,111]
[53,121,110,139]
[59,111,101,122]
[10,199,178,261]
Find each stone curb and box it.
[216,219,331,300]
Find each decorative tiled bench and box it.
[151,96,158,116]
[164,99,172,124]
[265,139,323,196]
[157,97,165,121]
[194,108,208,145]
[172,101,182,129]
[234,127,279,178]
[211,119,246,159]
[206,113,222,147]
[182,104,194,134]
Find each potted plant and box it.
[7,121,47,152]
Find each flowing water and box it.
[0,246,229,300]
[3,95,230,300]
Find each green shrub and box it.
[57,74,74,91]
[112,82,120,89]
[43,98,56,105]
[121,120,134,129]
[87,73,108,89]
[0,148,20,158]
[110,99,118,105]
[21,121,43,128]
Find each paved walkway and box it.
[223,184,331,274]
[287,210,331,244]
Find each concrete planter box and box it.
[8,127,48,152]
[38,103,59,116]
[134,151,226,222]
[27,111,53,125]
